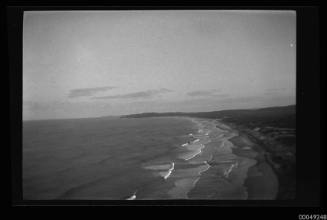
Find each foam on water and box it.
[144,162,175,180]
[185,144,205,161]
[163,162,175,180]
[144,164,172,170]
[193,139,200,143]
[126,191,137,200]
[24,117,198,200]
[223,162,239,178]
[199,161,211,175]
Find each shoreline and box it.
[166,117,214,199]
[223,122,279,199]
[140,116,279,200]
[184,117,255,199]
[140,116,214,199]
[185,117,278,200]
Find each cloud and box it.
[23,100,114,120]
[68,86,116,98]
[186,89,225,97]
[92,88,173,100]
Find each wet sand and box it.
[140,117,278,199]
[157,117,256,200]
[163,119,214,199]
[223,125,278,199]
[186,118,278,200]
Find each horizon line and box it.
[23,104,296,122]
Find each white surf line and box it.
[188,161,212,194]
[193,139,200,143]
[163,162,175,180]
[185,144,205,161]
[126,191,137,200]
[223,162,239,178]
[192,177,201,187]
[181,138,200,148]
[126,194,136,200]
[198,161,211,175]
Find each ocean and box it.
[23,116,269,200]
[23,116,202,200]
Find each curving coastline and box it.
[184,117,278,200]
[119,105,294,200]
[136,116,279,200]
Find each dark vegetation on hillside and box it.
[122,105,295,128]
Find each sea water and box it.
[23,116,201,200]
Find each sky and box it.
[23,10,296,120]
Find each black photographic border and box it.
[7,1,324,207]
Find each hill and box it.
[121,105,295,129]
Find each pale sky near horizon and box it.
[23,10,296,120]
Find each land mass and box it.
[121,105,296,199]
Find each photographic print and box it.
[23,10,296,200]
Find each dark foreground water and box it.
[23,117,198,200]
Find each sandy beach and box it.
[170,117,279,200]
[228,132,279,199]
[126,116,279,200]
